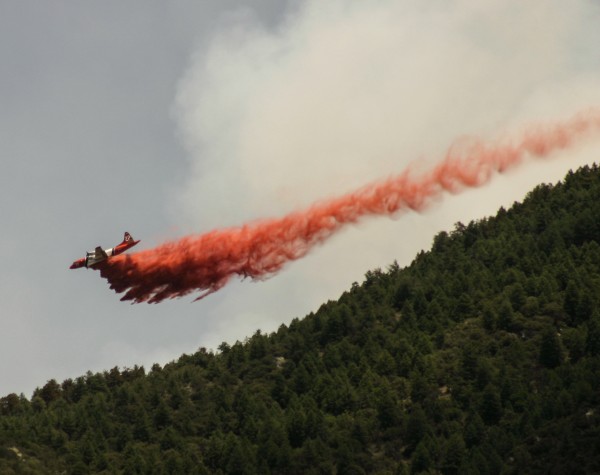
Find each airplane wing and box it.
[85,246,109,267]
[94,246,108,259]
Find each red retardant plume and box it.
[98,109,600,303]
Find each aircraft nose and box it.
[70,259,83,269]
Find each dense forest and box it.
[2,164,600,474]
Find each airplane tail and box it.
[122,232,133,244]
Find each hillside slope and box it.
[2,165,600,474]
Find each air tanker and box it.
[69,232,140,269]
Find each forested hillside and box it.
[2,165,600,474]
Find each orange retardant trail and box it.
[98,109,600,303]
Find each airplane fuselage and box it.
[69,232,140,269]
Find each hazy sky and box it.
[2,0,600,397]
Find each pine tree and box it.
[480,384,502,425]
[441,433,466,475]
[539,327,563,369]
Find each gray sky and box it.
[2,0,600,397]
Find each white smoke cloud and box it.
[172,0,600,335]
